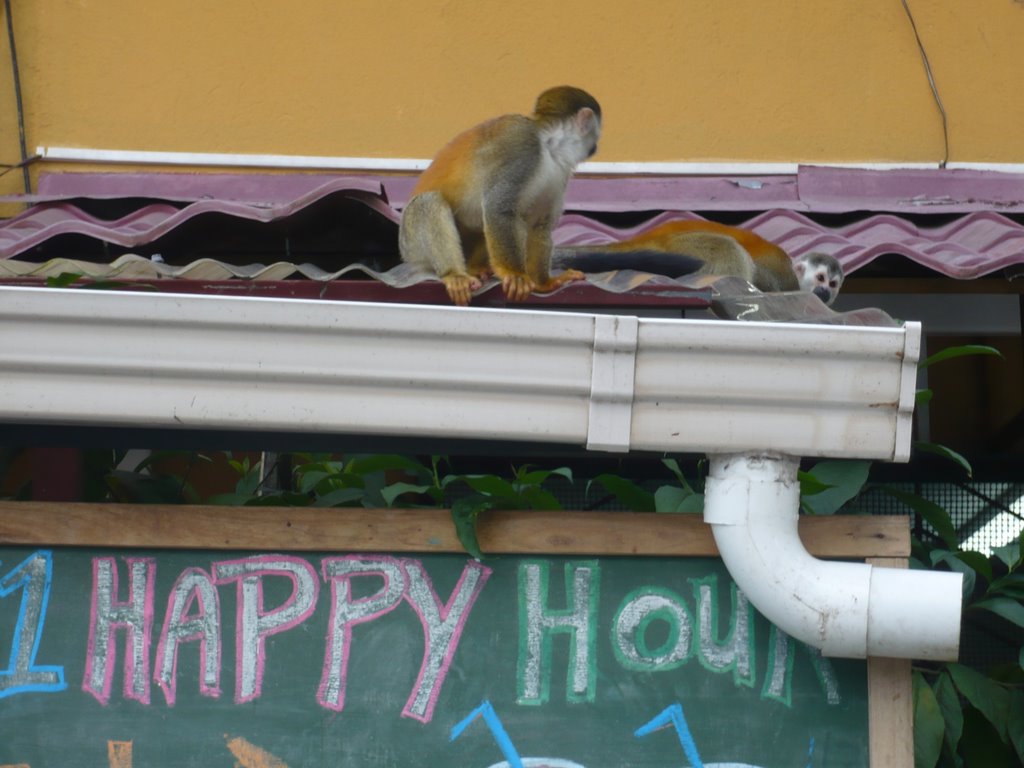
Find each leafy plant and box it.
[586,458,704,514]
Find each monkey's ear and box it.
[575,107,598,131]
[792,257,807,278]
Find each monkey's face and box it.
[794,252,844,306]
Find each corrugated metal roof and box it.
[2,169,1022,279]
[556,209,1024,280]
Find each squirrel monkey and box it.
[399,86,602,306]
[553,220,844,305]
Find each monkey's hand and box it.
[534,269,586,293]
[442,274,483,306]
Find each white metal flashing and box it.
[33,146,1024,175]
[0,287,918,460]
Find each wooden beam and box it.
[0,502,910,558]
[867,557,915,768]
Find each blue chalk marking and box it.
[805,736,815,768]
[452,700,525,768]
[635,702,704,768]
[0,550,67,698]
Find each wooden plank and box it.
[867,556,915,768]
[0,502,910,557]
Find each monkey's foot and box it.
[442,274,482,306]
[535,269,586,292]
[499,273,535,302]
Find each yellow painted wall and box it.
[2,0,1024,199]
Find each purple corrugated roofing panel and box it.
[565,175,803,212]
[554,209,1024,279]
[0,177,399,258]
[32,172,387,205]
[2,170,1023,277]
[798,165,1024,213]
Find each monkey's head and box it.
[533,86,602,159]
[794,252,844,306]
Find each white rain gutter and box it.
[0,286,960,659]
[32,146,1024,175]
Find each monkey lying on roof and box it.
[553,220,844,305]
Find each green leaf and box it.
[882,487,959,548]
[346,454,430,475]
[972,598,1024,629]
[451,497,493,560]
[1010,691,1024,765]
[913,441,973,478]
[954,549,992,584]
[933,671,964,757]
[799,460,871,515]
[915,388,934,406]
[518,466,573,487]
[236,466,263,497]
[930,550,976,598]
[988,573,1024,598]
[45,271,83,287]
[918,344,1003,369]
[587,474,655,512]
[298,470,332,494]
[913,670,945,768]
[948,663,1011,741]
[993,539,1023,570]
[380,482,436,507]
[797,471,834,497]
[460,474,519,499]
[519,486,563,511]
[654,485,703,514]
[312,488,366,507]
[661,458,696,493]
[959,706,1016,766]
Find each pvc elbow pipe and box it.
[704,453,962,661]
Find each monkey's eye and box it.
[816,273,826,283]
[829,280,838,288]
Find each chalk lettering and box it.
[83,557,156,705]
[402,559,491,722]
[761,625,841,706]
[317,556,406,711]
[0,550,66,698]
[612,587,693,671]
[213,556,318,704]
[154,567,221,706]
[692,575,754,688]
[517,561,599,705]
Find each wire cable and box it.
[900,0,950,168]
[3,0,32,193]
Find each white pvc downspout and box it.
[704,453,963,660]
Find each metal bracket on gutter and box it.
[586,315,638,452]
[894,324,922,462]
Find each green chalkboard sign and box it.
[0,545,868,767]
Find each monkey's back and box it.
[412,115,539,211]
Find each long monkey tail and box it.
[552,248,705,278]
